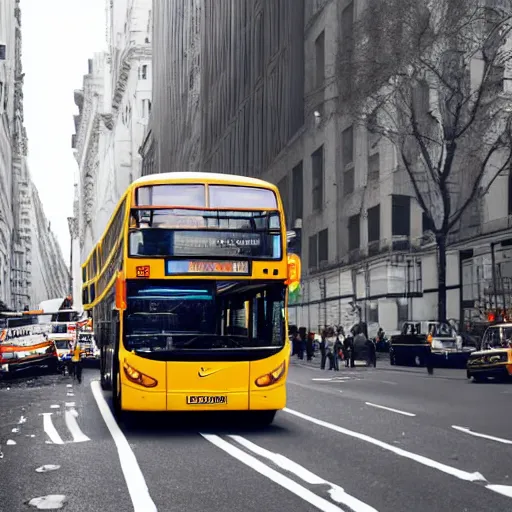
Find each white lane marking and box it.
[229,435,377,512]
[65,402,76,407]
[312,376,354,382]
[201,433,345,512]
[376,380,398,386]
[67,393,74,397]
[487,485,512,498]
[42,413,64,445]
[287,409,512,499]
[452,426,512,445]
[18,415,27,424]
[50,405,60,409]
[12,427,19,433]
[284,408,485,482]
[66,385,72,388]
[90,381,157,512]
[64,409,90,443]
[365,402,416,417]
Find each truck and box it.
[389,321,476,368]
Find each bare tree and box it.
[338,0,512,322]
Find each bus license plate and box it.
[186,395,227,405]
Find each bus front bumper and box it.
[120,383,287,412]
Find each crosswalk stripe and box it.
[65,409,90,443]
[42,413,64,445]
[41,407,90,445]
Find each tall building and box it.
[0,0,69,310]
[142,0,512,333]
[0,0,17,307]
[28,187,69,306]
[142,0,305,176]
[71,0,152,304]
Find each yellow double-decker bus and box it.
[82,172,300,424]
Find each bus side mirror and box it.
[115,272,127,311]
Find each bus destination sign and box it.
[166,260,250,275]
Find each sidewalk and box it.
[290,353,468,380]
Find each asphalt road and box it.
[1,359,512,512]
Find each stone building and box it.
[28,187,69,306]
[0,0,17,306]
[0,0,68,310]
[71,0,152,306]
[141,0,512,333]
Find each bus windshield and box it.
[123,280,285,351]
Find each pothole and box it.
[27,495,67,510]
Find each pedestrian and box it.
[426,332,434,374]
[298,327,307,360]
[306,332,315,361]
[324,326,338,370]
[71,340,83,384]
[319,330,327,370]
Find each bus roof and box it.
[132,172,277,189]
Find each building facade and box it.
[142,0,512,334]
[28,186,69,306]
[71,0,152,309]
[0,0,68,310]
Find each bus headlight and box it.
[255,361,286,387]
[123,361,158,388]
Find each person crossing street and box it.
[71,339,83,384]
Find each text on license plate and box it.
[186,395,227,405]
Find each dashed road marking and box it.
[365,402,416,417]
[452,426,512,445]
[285,408,512,500]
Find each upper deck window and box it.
[136,184,205,207]
[209,186,278,209]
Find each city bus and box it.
[81,172,300,424]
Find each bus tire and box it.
[100,347,110,391]
[253,410,276,426]
[112,358,122,418]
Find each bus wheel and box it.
[100,350,110,391]
[253,410,276,426]
[112,365,122,418]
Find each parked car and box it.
[0,339,58,378]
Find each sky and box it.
[22,0,106,262]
